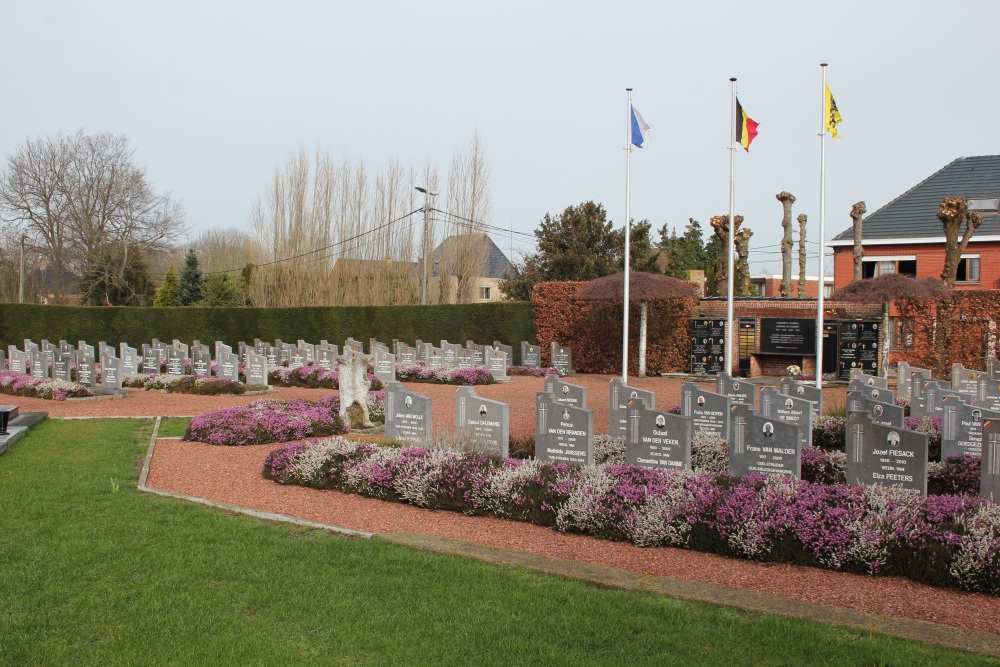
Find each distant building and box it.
[430,233,513,302]
[749,275,833,298]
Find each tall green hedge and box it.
[0,302,536,363]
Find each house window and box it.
[861,257,917,279]
[479,286,492,301]
[957,255,980,283]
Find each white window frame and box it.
[479,286,492,301]
[861,255,917,278]
[957,254,981,283]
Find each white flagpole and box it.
[816,64,828,389]
[623,88,633,383]
[726,78,737,377]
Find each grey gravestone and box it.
[172,340,189,358]
[520,342,541,368]
[896,361,932,400]
[166,348,185,375]
[289,348,307,369]
[265,344,278,367]
[941,394,999,459]
[976,377,1000,412]
[78,341,95,358]
[279,344,294,366]
[102,356,123,389]
[246,351,269,387]
[192,349,212,377]
[728,403,802,478]
[846,411,928,494]
[847,391,905,428]
[373,350,396,386]
[777,377,823,416]
[534,392,593,466]
[951,363,988,394]
[0,349,4,371]
[426,347,444,368]
[847,380,895,406]
[344,338,364,354]
[217,351,239,382]
[215,341,233,362]
[142,345,161,374]
[759,386,813,449]
[52,352,72,382]
[910,379,956,418]
[466,342,485,367]
[609,378,655,438]
[544,376,587,409]
[385,382,432,442]
[23,339,38,353]
[58,340,75,354]
[626,400,691,472]
[681,382,730,438]
[75,352,95,387]
[442,343,460,367]
[397,345,417,365]
[484,346,509,382]
[30,349,47,379]
[716,374,757,409]
[417,343,432,363]
[550,342,574,375]
[9,350,27,374]
[456,387,509,456]
[316,346,336,372]
[850,368,888,389]
[120,344,139,374]
[456,349,474,369]
[979,419,1000,501]
[492,342,514,368]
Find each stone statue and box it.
[337,350,374,429]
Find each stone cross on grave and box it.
[457,394,467,423]
[943,403,959,441]
[990,432,1000,478]
[926,385,936,413]
[537,401,548,434]
[851,422,865,464]
[733,414,746,455]
[683,391,692,416]
[629,409,641,445]
[760,391,771,416]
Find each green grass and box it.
[156,416,192,438]
[0,419,994,666]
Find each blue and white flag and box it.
[631,105,651,148]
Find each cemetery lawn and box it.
[156,416,192,437]
[0,420,994,667]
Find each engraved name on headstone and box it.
[397,345,417,365]
[520,342,541,368]
[543,376,587,409]
[217,351,239,382]
[166,348,185,375]
[102,355,123,389]
[952,363,988,394]
[484,346,509,382]
[119,344,139,374]
[846,411,928,494]
[777,377,823,416]
[75,352,95,386]
[373,350,396,386]
[30,349,48,379]
[681,382,730,438]
[192,349,212,377]
[759,386,813,449]
[8,349,27,374]
[384,382,432,442]
[456,387,509,456]
[52,351,72,382]
[246,351,269,387]
[728,403,802,478]
[846,391,905,428]
[609,378,655,438]
[534,392,593,466]
[716,374,757,409]
[550,342,574,375]
[626,400,691,471]
[940,394,999,459]
[456,349,473,369]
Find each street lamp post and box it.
[415,186,438,305]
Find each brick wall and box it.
[832,241,1000,291]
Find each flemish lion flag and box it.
[735,97,759,152]
[825,84,843,138]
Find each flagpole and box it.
[623,88,633,383]
[726,78,737,377]
[816,64,828,390]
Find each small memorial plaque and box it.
[759,386,813,449]
[608,378,655,438]
[728,403,802,478]
[837,321,880,379]
[681,382,730,438]
[941,394,999,459]
[626,400,691,471]
[520,342,541,368]
[550,342,574,375]
[759,318,815,355]
[456,387,509,456]
[544,376,587,409]
[846,412,928,494]
[534,392,593,466]
[716,374,757,409]
[385,382,432,442]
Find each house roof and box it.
[829,155,1000,246]
[432,233,514,279]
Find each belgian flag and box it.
[735,97,759,152]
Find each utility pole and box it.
[415,186,437,305]
[19,234,26,304]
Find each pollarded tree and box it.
[797,213,808,297]
[154,267,180,307]
[850,201,867,281]
[776,191,796,297]
[178,248,203,305]
[938,197,985,288]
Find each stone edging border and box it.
[134,419,1000,658]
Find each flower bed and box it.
[184,398,346,446]
[268,365,384,391]
[507,366,561,378]
[316,391,386,425]
[263,437,1000,594]
[0,371,94,401]
[394,364,495,386]
[122,373,259,395]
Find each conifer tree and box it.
[178,249,203,305]
[153,267,180,307]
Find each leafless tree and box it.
[776,191,796,297]
[850,201,866,281]
[734,227,753,296]
[441,132,492,303]
[938,197,984,288]
[709,214,743,296]
[797,213,807,297]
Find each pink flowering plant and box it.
[262,436,1000,594]
[394,364,495,386]
[0,371,94,401]
[184,398,346,446]
[507,366,562,378]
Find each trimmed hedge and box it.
[0,302,536,362]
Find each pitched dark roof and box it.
[830,155,1000,244]
[432,233,514,279]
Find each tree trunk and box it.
[638,300,648,378]
[735,227,753,296]
[881,301,889,378]
[709,214,743,296]
[797,214,807,297]
[776,191,796,297]
[850,201,866,281]
[938,197,985,288]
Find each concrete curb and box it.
[136,419,373,540]
[379,531,1000,658]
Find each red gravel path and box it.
[21,375,1000,635]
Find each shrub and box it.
[904,415,943,461]
[928,455,981,496]
[145,374,248,395]
[394,364,495,386]
[811,416,846,452]
[185,398,346,446]
[507,366,561,378]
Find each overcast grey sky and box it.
[3,0,997,276]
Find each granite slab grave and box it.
[543,376,587,409]
[466,342,485,367]
[217,351,239,382]
[550,342,574,375]
[608,378,655,438]
[142,345,162,374]
[520,342,541,368]
[681,382,730,438]
[846,411,928,494]
[777,377,823,416]
[758,386,813,449]
[397,345,417,365]
[847,380,895,406]
[492,342,514,368]
[716,374,757,409]
[166,348,185,375]
[426,347,444,368]
[441,343,460,367]
[316,346,336,372]
[456,387,509,456]
[192,349,212,377]
[455,349,474,369]
[975,377,1000,412]
[626,400,691,471]
[910,379,959,418]
[8,349,26,374]
[120,344,139,375]
[728,403,802,479]
[980,419,1000,501]
[50,351,71,382]
[384,382,432,442]
[846,391,905,428]
[75,352,95,387]
[30,349,47,379]
[246,351,269,387]
[102,356,123,389]
[78,342,95,358]
[534,391,593,466]
[373,350,396,386]
[952,363,988,394]
[0,406,48,457]
[940,394,999,459]
[849,368,888,389]
[484,346,509,382]
[896,361,932,399]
